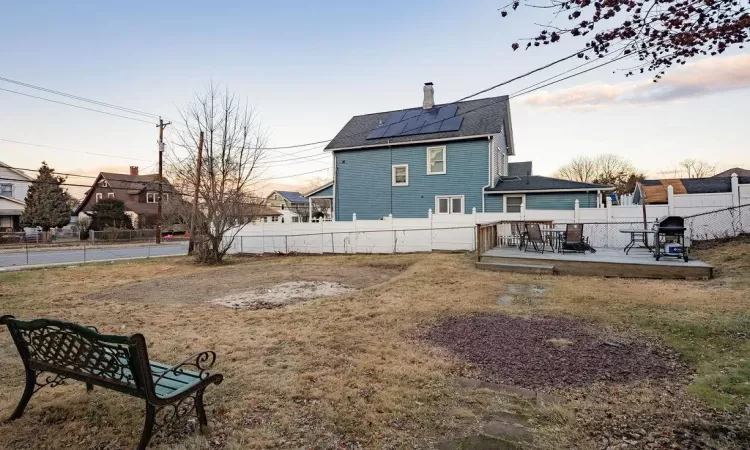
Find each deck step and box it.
[476,261,554,275]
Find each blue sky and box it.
[1,0,749,196]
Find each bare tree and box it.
[679,159,716,178]
[555,154,644,195]
[168,84,268,263]
[554,155,598,182]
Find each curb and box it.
[0,254,185,273]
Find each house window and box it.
[281,204,285,210]
[504,195,524,213]
[163,193,169,202]
[435,195,464,214]
[107,192,115,199]
[392,164,408,186]
[292,217,300,223]
[0,184,12,197]
[271,216,279,222]
[427,146,446,175]
[146,192,157,203]
[95,193,103,203]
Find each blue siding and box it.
[308,185,333,197]
[526,192,598,210]
[484,194,504,212]
[335,139,490,220]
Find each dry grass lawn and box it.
[1,239,749,449]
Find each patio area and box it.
[477,245,713,279]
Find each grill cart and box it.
[653,216,689,262]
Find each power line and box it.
[0,138,155,163]
[0,76,161,118]
[0,87,155,124]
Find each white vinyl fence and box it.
[226,198,750,255]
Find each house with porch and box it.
[310,83,611,221]
[265,190,309,223]
[0,161,33,231]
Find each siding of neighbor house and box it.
[335,138,489,220]
[526,192,598,210]
[484,194,504,212]
[309,185,334,197]
[0,166,30,201]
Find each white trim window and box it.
[392,164,409,186]
[101,180,109,188]
[504,194,525,213]
[435,195,464,214]
[107,192,115,199]
[0,183,12,197]
[146,192,157,203]
[95,193,103,203]
[426,146,446,175]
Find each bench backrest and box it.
[0,316,151,393]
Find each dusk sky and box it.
[1,0,748,198]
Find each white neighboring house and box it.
[264,190,309,223]
[0,161,33,231]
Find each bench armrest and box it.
[152,351,217,388]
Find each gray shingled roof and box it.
[487,176,612,193]
[642,176,750,194]
[713,168,750,177]
[508,161,533,177]
[325,96,510,150]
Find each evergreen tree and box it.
[88,199,133,231]
[20,162,72,231]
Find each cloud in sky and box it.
[522,54,750,110]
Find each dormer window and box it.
[101,179,109,187]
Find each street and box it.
[0,242,188,268]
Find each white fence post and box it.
[731,173,740,207]
[428,208,433,251]
[667,185,675,215]
[389,213,395,253]
[261,220,265,254]
[574,199,580,223]
[472,207,477,250]
[352,213,357,254]
[606,196,613,248]
[520,202,526,220]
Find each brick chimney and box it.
[423,82,434,109]
[129,166,138,176]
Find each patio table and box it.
[540,227,567,252]
[619,229,654,254]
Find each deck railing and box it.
[476,222,500,262]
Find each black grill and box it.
[653,216,688,262]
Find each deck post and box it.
[476,224,482,262]
[574,200,580,223]
[667,185,675,215]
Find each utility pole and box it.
[188,131,204,255]
[156,117,171,244]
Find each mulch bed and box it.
[426,315,686,389]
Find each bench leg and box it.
[8,369,36,421]
[137,403,155,450]
[195,390,208,433]
[86,382,94,393]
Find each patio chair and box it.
[561,223,594,254]
[524,223,549,254]
[511,222,526,249]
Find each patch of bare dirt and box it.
[86,262,400,305]
[210,281,356,309]
[426,315,686,390]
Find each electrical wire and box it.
[0,87,155,124]
[0,138,155,163]
[0,76,161,118]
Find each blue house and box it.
[310,83,611,221]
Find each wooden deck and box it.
[478,246,713,280]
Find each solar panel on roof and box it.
[365,103,463,140]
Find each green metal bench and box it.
[0,315,223,449]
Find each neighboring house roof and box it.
[0,161,34,181]
[508,161,533,178]
[304,181,333,197]
[74,172,174,215]
[638,176,750,203]
[325,95,512,152]
[713,168,750,177]
[486,175,612,193]
[274,191,307,204]
[251,205,283,217]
